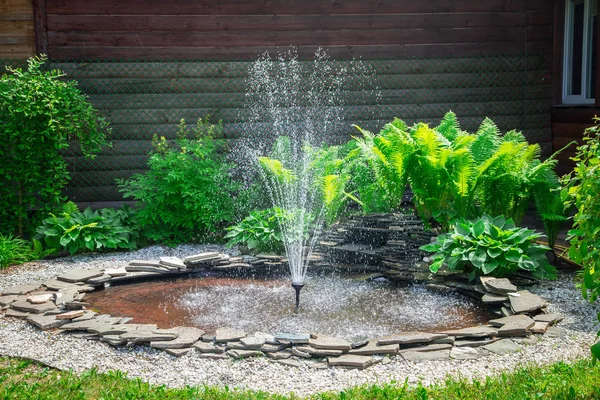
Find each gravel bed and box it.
[0,245,599,397]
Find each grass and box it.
[1,356,600,399]
[0,234,35,269]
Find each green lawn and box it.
[1,356,599,399]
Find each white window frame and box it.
[563,0,596,104]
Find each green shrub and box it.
[0,55,110,237]
[118,118,239,244]
[225,208,286,253]
[34,202,138,255]
[561,118,600,359]
[420,214,556,280]
[0,234,35,269]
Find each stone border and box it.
[0,251,566,369]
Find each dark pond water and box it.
[86,274,490,340]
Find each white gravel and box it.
[0,245,599,397]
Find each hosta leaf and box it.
[456,222,470,236]
[518,255,536,271]
[429,259,444,273]
[482,258,499,275]
[468,248,487,268]
[487,247,503,259]
[505,249,521,262]
[420,243,440,252]
[471,219,485,237]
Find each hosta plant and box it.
[420,214,556,280]
[35,202,138,255]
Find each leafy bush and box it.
[420,214,556,280]
[0,55,110,236]
[34,202,138,255]
[118,118,240,244]
[225,208,286,253]
[0,234,35,269]
[561,118,600,359]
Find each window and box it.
[563,0,597,104]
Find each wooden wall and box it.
[0,0,35,58]
[28,0,556,205]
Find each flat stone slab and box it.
[401,349,450,362]
[266,350,292,360]
[492,315,535,337]
[57,269,104,283]
[378,332,448,345]
[104,268,128,277]
[240,335,266,349]
[120,329,179,343]
[545,327,567,338]
[87,275,112,285]
[91,323,156,336]
[443,326,498,338]
[61,318,118,331]
[509,290,548,314]
[10,300,56,314]
[159,256,186,269]
[291,347,311,358]
[275,332,310,344]
[296,346,344,357]
[193,341,225,354]
[309,336,351,351]
[129,260,163,267]
[0,295,20,306]
[481,277,517,294]
[54,289,82,305]
[125,265,171,274]
[398,343,452,353]
[483,338,522,355]
[215,327,246,343]
[197,353,228,360]
[2,284,40,295]
[27,293,54,304]
[183,252,221,263]
[534,313,564,324]
[328,354,375,369]
[450,347,483,360]
[27,314,69,330]
[56,310,85,320]
[530,321,549,334]
[227,349,263,359]
[348,341,399,355]
[453,338,498,347]
[42,279,85,291]
[165,348,192,357]
[482,293,509,304]
[5,309,31,318]
[150,327,204,349]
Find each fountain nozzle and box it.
[291,283,304,313]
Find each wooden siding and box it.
[552,107,597,175]
[0,0,34,58]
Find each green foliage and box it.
[34,202,138,255]
[2,356,600,399]
[0,234,35,269]
[0,55,110,237]
[421,214,555,280]
[225,207,287,253]
[561,118,600,360]
[118,117,240,244]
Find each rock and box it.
[5,309,31,318]
[482,293,509,304]
[378,332,448,345]
[213,263,252,270]
[489,315,535,336]
[306,361,329,369]
[501,306,514,317]
[226,342,250,350]
[296,346,344,357]
[57,269,104,283]
[534,313,564,325]
[100,335,125,346]
[215,327,246,343]
[530,322,549,334]
[433,336,455,345]
[87,275,112,286]
[309,336,352,351]
[150,327,204,349]
[509,290,548,314]
[104,268,128,277]
[450,347,482,360]
[328,354,375,369]
[277,359,302,368]
[483,338,522,355]
[2,284,41,295]
[275,332,310,344]
[480,277,518,294]
[120,329,179,343]
[401,349,450,362]
[27,293,54,304]
[183,252,221,263]
[259,343,288,354]
[399,343,452,353]
[125,265,171,274]
[513,335,539,346]
[348,341,399,355]
[291,347,312,358]
[351,339,369,349]
[54,289,82,305]
[10,300,57,314]
[227,349,262,359]
[71,311,97,322]
[443,326,498,338]
[129,260,163,267]
[55,310,85,320]
[27,314,69,330]
[193,341,226,354]
[42,279,88,291]
[0,295,20,306]
[266,350,292,360]
[201,333,215,342]
[454,338,498,347]
[165,348,192,357]
[197,353,228,360]
[545,327,567,338]
[240,335,266,349]
[159,256,186,269]
[64,301,90,310]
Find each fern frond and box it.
[435,110,461,141]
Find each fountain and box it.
[238,49,378,310]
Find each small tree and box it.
[0,55,110,236]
